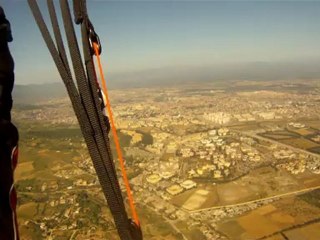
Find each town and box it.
[14,81,320,240]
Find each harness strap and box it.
[93,42,140,227]
[47,0,71,77]
[28,1,141,239]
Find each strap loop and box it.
[28,0,140,239]
[88,22,102,55]
[73,0,85,24]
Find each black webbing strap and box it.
[28,0,140,239]
[73,0,85,24]
[59,1,133,238]
[47,0,71,77]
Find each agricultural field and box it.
[171,167,320,212]
[284,222,320,240]
[260,124,320,154]
[15,120,180,240]
[280,138,319,151]
[217,189,320,240]
[11,81,320,239]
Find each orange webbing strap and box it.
[93,42,140,226]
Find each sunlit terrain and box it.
[13,80,320,240]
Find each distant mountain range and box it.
[13,60,320,104]
[13,82,67,104]
[107,61,320,88]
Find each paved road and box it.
[142,203,188,240]
[238,130,320,159]
[190,185,320,213]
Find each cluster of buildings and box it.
[15,85,320,240]
[288,122,306,128]
[278,160,306,175]
[203,112,232,124]
[177,129,264,180]
[141,168,198,198]
[273,149,296,160]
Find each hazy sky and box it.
[1,0,320,84]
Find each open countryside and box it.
[13,80,320,240]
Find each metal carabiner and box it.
[129,219,143,240]
[88,27,102,56]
